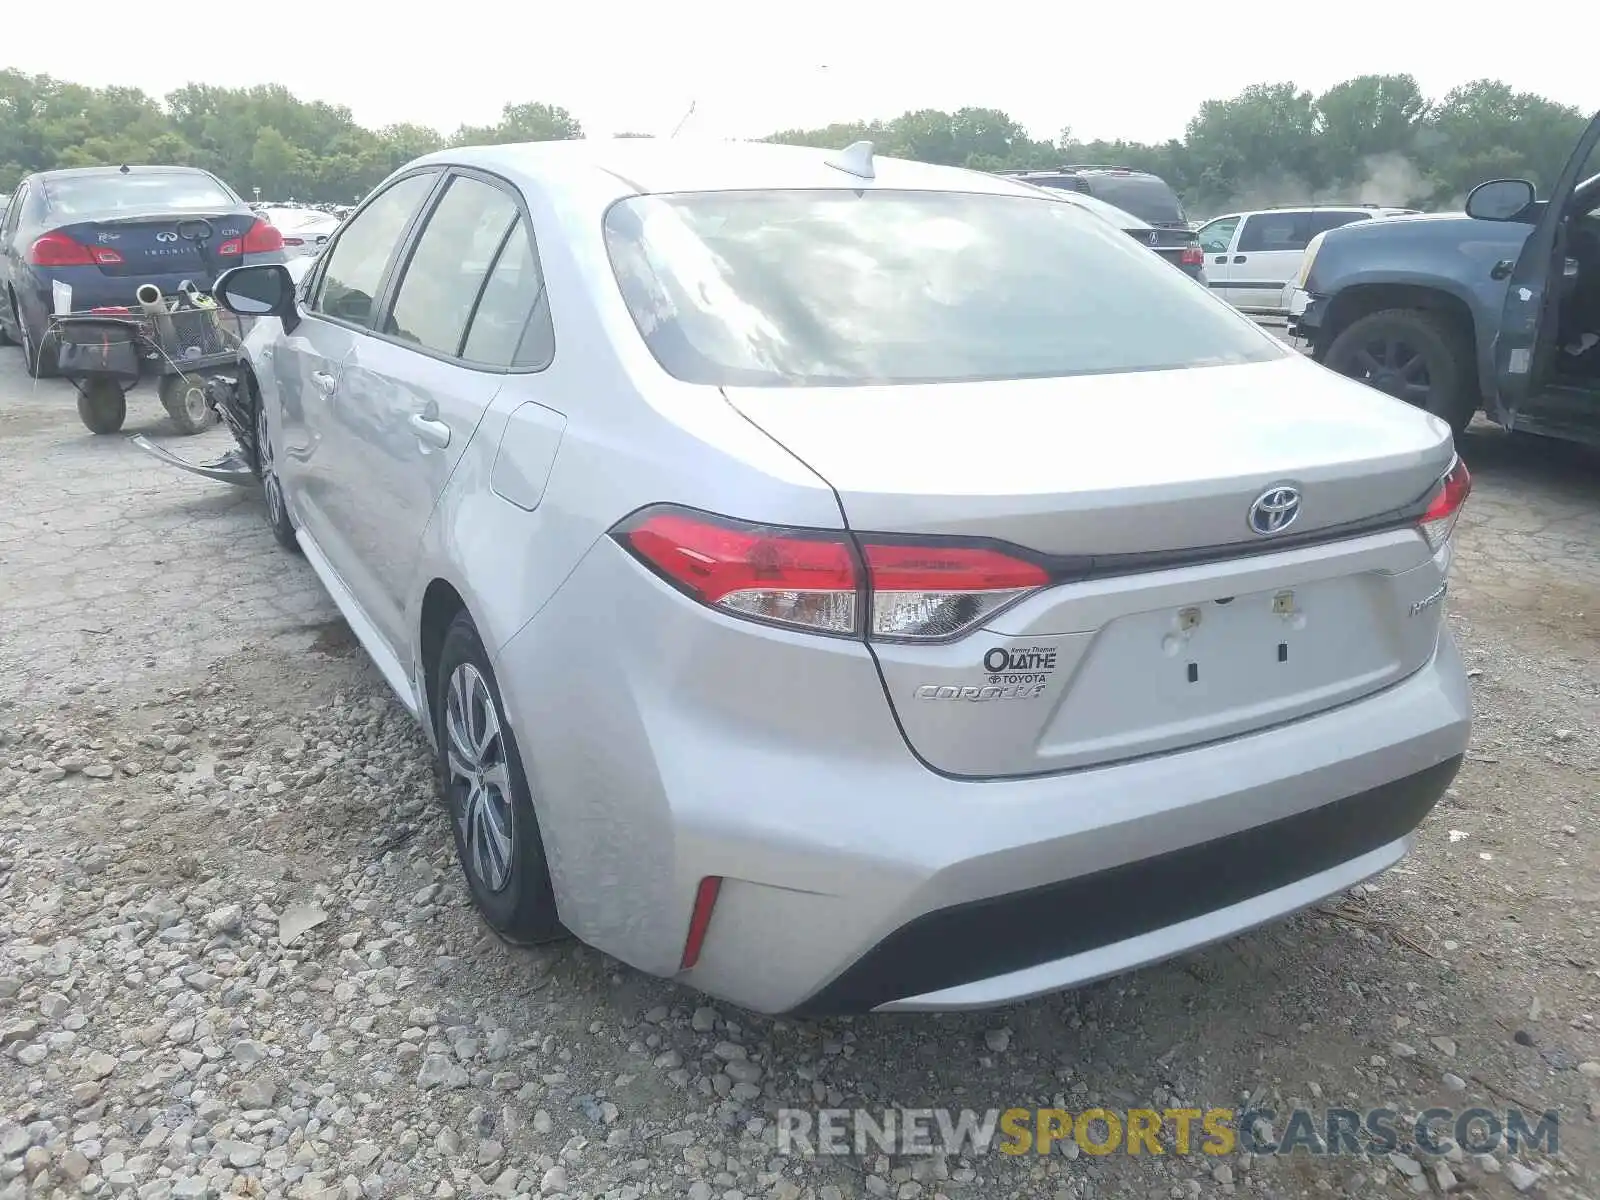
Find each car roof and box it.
[413,138,1038,199]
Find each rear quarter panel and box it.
[405,164,846,711]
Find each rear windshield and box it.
[42,172,238,216]
[1079,175,1186,226]
[603,189,1280,387]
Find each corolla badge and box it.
[1248,485,1302,536]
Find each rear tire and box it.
[76,380,127,434]
[433,613,565,947]
[159,374,218,435]
[1324,308,1478,438]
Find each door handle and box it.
[311,370,337,396]
[1232,255,1247,263]
[1490,259,1513,281]
[1212,255,1226,264]
[409,414,451,449]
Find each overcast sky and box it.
[4,1,1595,144]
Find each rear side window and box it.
[312,172,438,326]
[1080,175,1186,225]
[1307,210,1371,237]
[384,176,519,357]
[603,189,1283,387]
[1237,212,1312,253]
[41,171,238,216]
[461,220,555,370]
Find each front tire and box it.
[159,374,218,435]
[76,380,127,434]
[252,382,299,553]
[434,613,564,946]
[1324,308,1478,438]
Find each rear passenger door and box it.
[333,169,554,665]
[1231,211,1313,312]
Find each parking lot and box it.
[1,344,1597,1200]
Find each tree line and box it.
[1,69,1591,216]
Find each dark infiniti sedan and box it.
[0,165,286,378]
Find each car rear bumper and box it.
[493,540,1472,1015]
[17,255,286,316]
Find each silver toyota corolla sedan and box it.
[211,138,1473,1015]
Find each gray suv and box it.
[1290,108,1600,447]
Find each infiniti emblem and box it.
[156,231,179,242]
[1248,485,1302,535]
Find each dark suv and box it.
[1005,165,1189,229]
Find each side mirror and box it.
[214,264,300,332]
[1465,178,1537,222]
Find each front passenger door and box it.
[1195,215,1240,298]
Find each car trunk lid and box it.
[54,210,245,279]
[723,354,1458,777]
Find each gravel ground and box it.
[1,348,1597,1200]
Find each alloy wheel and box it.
[444,662,517,894]
[257,399,287,528]
[1337,335,1433,405]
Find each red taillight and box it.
[1181,243,1204,266]
[282,237,305,247]
[1418,458,1471,552]
[219,219,285,257]
[619,510,859,633]
[679,876,723,971]
[613,507,1050,641]
[29,232,97,267]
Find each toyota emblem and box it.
[1247,485,1302,536]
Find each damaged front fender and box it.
[128,435,258,487]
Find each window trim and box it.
[302,167,448,334]
[366,165,557,375]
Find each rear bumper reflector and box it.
[680,876,723,970]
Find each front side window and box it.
[384,175,519,357]
[1198,216,1240,254]
[312,172,438,326]
[603,189,1284,387]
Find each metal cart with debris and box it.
[51,290,245,435]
